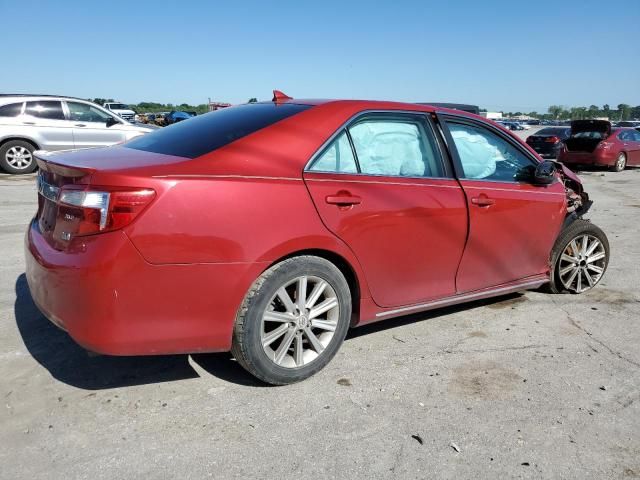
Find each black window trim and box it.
[305,109,454,180]
[435,111,543,185]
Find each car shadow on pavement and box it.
[14,273,262,389]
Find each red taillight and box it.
[56,186,155,239]
[544,136,560,143]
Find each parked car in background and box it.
[25,95,609,384]
[0,95,154,174]
[526,127,571,158]
[616,121,640,128]
[164,111,193,125]
[558,120,640,171]
[103,102,136,123]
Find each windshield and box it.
[108,103,130,110]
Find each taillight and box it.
[544,136,560,143]
[597,141,613,150]
[57,186,155,239]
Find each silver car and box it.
[0,95,154,174]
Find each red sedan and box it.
[558,120,640,171]
[25,93,610,384]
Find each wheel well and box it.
[0,137,40,150]
[272,249,361,320]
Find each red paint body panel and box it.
[304,173,468,307]
[24,99,584,356]
[455,180,566,292]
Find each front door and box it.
[65,101,126,149]
[304,112,468,308]
[440,116,566,293]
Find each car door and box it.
[304,112,468,308]
[439,115,566,293]
[65,101,127,149]
[624,130,640,165]
[23,100,74,151]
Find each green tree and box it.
[602,104,611,118]
[247,97,258,103]
[548,105,563,119]
[617,104,631,121]
[588,105,600,118]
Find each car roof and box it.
[0,94,96,103]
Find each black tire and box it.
[549,219,609,294]
[611,152,627,172]
[0,140,38,174]
[231,256,352,385]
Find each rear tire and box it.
[611,152,627,172]
[0,140,37,174]
[231,256,352,385]
[549,219,609,294]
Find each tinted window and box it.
[348,115,444,177]
[67,102,112,123]
[25,101,65,120]
[538,127,570,137]
[126,103,311,158]
[309,130,357,173]
[447,122,536,182]
[0,102,23,117]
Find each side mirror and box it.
[106,116,119,128]
[534,160,557,185]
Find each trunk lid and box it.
[565,120,612,153]
[570,120,611,136]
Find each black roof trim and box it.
[417,103,480,115]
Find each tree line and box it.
[498,104,640,121]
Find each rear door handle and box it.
[22,121,35,125]
[325,193,362,206]
[74,123,87,127]
[471,195,495,207]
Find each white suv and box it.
[0,95,154,174]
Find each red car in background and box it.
[25,92,610,384]
[558,120,640,171]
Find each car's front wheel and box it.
[231,256,352,385]
[0,140,37,174]
[549,219,609,294]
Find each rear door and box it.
[65,101,126,149]
[23,100,74,151]
[304,112,468,308]
[622,130,640,165]
[439,115,566,293]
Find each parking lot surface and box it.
[1,155,639,479]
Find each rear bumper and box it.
[25,220,265,355]
[558,149,616,166]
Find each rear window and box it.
[537,127,569,136]
[126,103,312,158]
[0,102,23,117]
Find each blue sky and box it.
[1,0,638,112]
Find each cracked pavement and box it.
[0,156,639,479]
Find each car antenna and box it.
[272,90,292,102]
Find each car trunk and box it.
[564,120,611,153]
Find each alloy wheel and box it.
[261,275,339,368]
[558,234,607,293]
[5,146,33,170]
[615,153,626,171]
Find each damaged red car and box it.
[558,119,640,171]
[25,93,610,384]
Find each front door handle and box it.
[325,193,362,206]
[74,123,87,127]
[471,195,495,207]
[22,121,36,125]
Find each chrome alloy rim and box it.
[5,146,33,169]
[261,275,339,368]
[558,234,606,293]
[616,154,626,170]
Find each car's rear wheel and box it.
[0,140,37,174]
[611,152,627,172]
[549,219,609,294]
[231,256,352,385]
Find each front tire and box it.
[0,140,37,174]
[231,256,352,385]
[549,219,609,294]
[611,152,627,172]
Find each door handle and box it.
[471,195,495,207]
[22,121,35,125]
[325,193,362,206]
[74,123,87,127]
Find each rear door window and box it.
[126,103,311,158]
[0,102,23,117]
[309,131,358,173]
[25,101,65,120]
